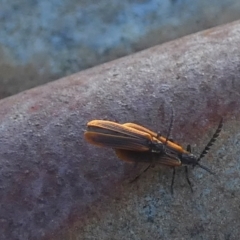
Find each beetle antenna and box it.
[197,162,215,175]
[164,108,174,144]
[197,118,223,162]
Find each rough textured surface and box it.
[1,0,240,98]
[0,21,240,239]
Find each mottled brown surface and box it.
[0,21,240,239]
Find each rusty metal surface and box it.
[0,20,240,239]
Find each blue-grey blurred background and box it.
[0,0,240,98]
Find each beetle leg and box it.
[185,166,193,192]
[129,164,151,183]
[171,167,176,194]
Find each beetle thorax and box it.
[180,153,198,166]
